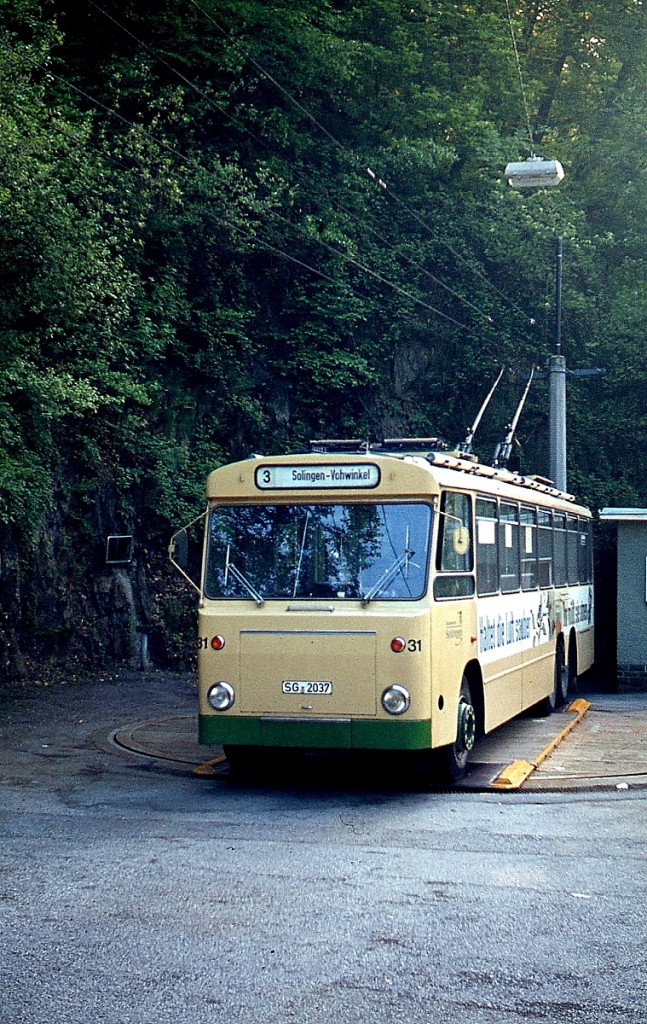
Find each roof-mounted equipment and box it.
[309,439,371,454]
[374,437,449,455]
[492,368,535,469]
[457,367,505,457]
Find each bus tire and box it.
[433,675,477,784]
[534,639,564,716]
[567,631,578,697]
[555,635,569,707]
[223,744,261,777]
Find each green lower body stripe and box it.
[199,715,432,751]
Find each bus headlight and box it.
[381,684,411,715]
[207,681,235,711]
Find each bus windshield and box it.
[204,502,433,602]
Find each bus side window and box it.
[499,502,520,593]
[553,513,568,586]
[537,509,552,587]
[520,505,538,590]
[567,515,579,585]
[437,492,473,573]
[476,497,498,595]
[578,518,593,583]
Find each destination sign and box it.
[255,463,381,490]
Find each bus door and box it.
[431,492,477,745]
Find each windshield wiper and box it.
[292,510,311,598]
[361,545,414,606]
[225,544,264,606]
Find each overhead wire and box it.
[73,8,492,334]
[88,0,497,329]
[339,210,495,325]
[12,8,536,362]
[3,18,552,467]
[13,43,478,332]
[504,0,536,152]
[263,207,475,330]
[365,166,534,323]
[186,0,349,156]
[9,96,135,176]
[227,221,478,332]
[186,0,536,326]
[35,62,190,165]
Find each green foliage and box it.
[0,0,645,677]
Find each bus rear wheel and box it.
[555,635,569,707]
[433,675,477,784]
[566,632,578,701]
[534,638,565,716]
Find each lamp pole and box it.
[549,237,567,491]
[545,237,604,491]
[503,159,603,492]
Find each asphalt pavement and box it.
[4,671,647,1024]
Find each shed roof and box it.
[599,507,647,521]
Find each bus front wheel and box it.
[223,744,262,776]
[433,675,477,784]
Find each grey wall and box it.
[617,522,647,684]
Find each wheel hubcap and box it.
[458,700,476,752]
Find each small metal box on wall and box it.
[105,535,133,565]
[600,508,647,689]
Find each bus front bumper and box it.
[199,715,432,751]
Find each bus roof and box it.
[205,445,591,517]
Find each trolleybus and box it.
[170,438,594,784]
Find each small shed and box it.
[599,508,647,689]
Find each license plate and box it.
[282,680,333,695]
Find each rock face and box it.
[0,518,196,686]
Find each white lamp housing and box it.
[504,155,565,188]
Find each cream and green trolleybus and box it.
[171,438,594,784]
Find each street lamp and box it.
[504,155,565,189]
[502,154,568,489]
